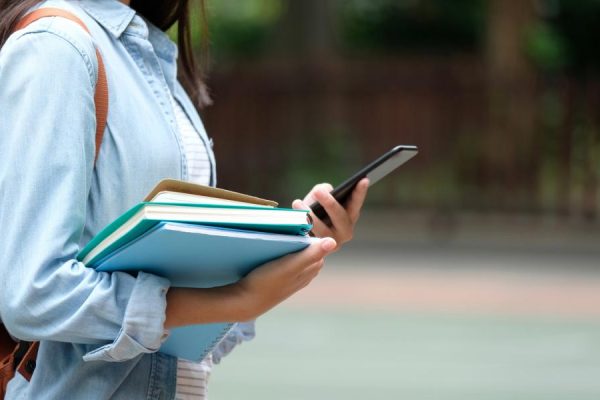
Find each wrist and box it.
[230,280,264,321]
[223,281,256,321]
[165,284,253,328]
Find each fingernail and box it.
[321,238,337,252]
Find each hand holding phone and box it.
[308,145,418,225]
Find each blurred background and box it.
[183,0,600,398]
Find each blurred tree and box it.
[483,0,538,210]
[198,0,600,216]
[526,0,600,217]
[339,0,485,54]
[271,0,338,61]
[204,0,282,60]
[553,0,600,219]
[554,0,600,74]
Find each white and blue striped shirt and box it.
[170,95,213,400]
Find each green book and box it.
[77,180,312,266]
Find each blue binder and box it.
[92,221,315,360]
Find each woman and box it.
[0,0,369,399]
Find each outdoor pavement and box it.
[210,210,600,400]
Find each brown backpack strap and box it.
[0,8,109,388]
[15,7,108,164]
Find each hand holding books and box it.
[234,237,337,319]
[80,178,368,360]
[80,179,341,360]
[165,237,337,327]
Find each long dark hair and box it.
[0,0,211,108]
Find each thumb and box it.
[300,237,337,264]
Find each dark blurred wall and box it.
[199,0,600,219]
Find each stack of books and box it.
[78,179,315,361]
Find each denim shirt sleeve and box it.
[0,19,170,362]
[212,321,256,364]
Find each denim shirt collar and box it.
[78,0,177,59]
[78,0,135,38]
[146,22,178,64]
[78,0,178,86]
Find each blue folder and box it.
[93,221,315,360]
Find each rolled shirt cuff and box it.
[212,320,256,364]
[83,272,171,362]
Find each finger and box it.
[297,258,325,280]
[345,178,369,223]
[289,237,337,267]
[313,189,353,236]
[309,214,336,239]
[303,183,334,204]
[307,258,325,273]
[293,199,335,238]
[316,182,334,192]
[292,198,309,211]
[297,259,325,289]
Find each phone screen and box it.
[309,145,418,224]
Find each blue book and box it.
[79,202,312,267]
[92,221,316,360]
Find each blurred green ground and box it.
[210,211,600,399]
[211,309,600,400]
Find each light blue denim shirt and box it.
[0,1,253,398]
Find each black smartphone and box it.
[309,145,418,224]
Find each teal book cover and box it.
[78,201,312,266]
[92,222,317,360]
